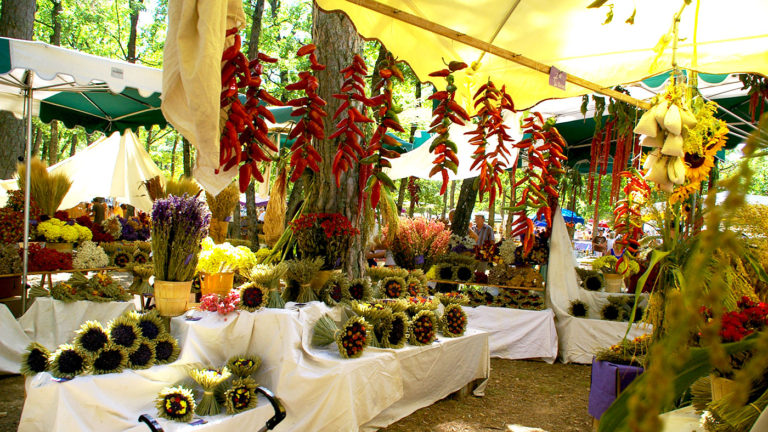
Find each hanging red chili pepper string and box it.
[286,44,327,183]
[330,54,374,187]
[466,80,516,209]
[427,61,470,195]
[219,27,284,193]
[510,113,568,255]
[360,51,404,210]
[612,169,650,276]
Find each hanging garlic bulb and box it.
[634,110,659,137]
[667,156,686,185]
[641,134,663,148]
[661,134,684,157]
[663,103,683,136]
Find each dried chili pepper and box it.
[219,27,284,193]
[428,61,470,195]
[612,169,650,275]
[286,45,327,183]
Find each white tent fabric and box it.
[546,209,648,363]
[0,37,161,119]
[386,111,522,181]
[0,131,163,213]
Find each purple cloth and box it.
[588,357,644,419]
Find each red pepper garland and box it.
[612,169,650,276]
[330,54,374,187]
[427,61,471,195]
[286,44,327,183]
[510,113,568,255]
[361,52,404,209]
[219,28,284,193]
[466,80,515,209]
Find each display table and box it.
[20,303,490,432]
[555,315,648,364]
[464,306,558,363]
[18,297,136,351]
[0,303,30,374]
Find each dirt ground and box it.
[0,359,591,432]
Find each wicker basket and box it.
[154,280,193,317]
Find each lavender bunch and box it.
[152,194,210,282]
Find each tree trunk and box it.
[247,0,266,60]
[127,0,143,63]
[396,178,406,213]
[170,136,178,177]
[307,5,365,276]
[31,127,42,158]
[48,122,60,165]
[0,0,35,179]
[441,185,448,220]
[451,177,478,236]
[68,134,77,157]
[407,178,417,217]
[182,138,192,177]
[230,201,241,239]
[449,180,456,209]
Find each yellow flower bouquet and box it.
[37,218,92,243]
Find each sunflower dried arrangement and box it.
[376,311,409,349]
[312,315,369,359]
[576,267,605,291]
[20,342,50,376]
[91,342,128,375]
[282,257,324,303]
[409,310,438,346]
[569,299,589,317]
[224,377,258,414]
[127,338,156,370]
[406,296,439,317]
[435,292,469,306]
[366,266,409,284]
[73,321,110,358]
[127,263,154,295]
[321,272,349,306]
[345,277,372,302]
[153,333,180,365]
[107,314,142,353]
[238,282,268,312]
[190,367,232,416]
[379,275,407,299]
[226,354,261,378]
[156,386,196,423]
[441,303,468,337]
[49,344,90,380]
[246,263,286,308]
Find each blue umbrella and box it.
[532,208,585,227]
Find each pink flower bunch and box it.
[382,217,451,270]
[198,291,241,316]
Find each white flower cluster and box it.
[73,241,109,269]
[499,240,517,264]
[448,233,474,250]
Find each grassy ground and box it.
[0,359,591,432]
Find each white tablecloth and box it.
[18,297,136,351]
[0,304,30,374]
[20,303,490,432]
[555,315,649,364]
[464,306,558,363]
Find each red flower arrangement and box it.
[22,243,73,271]
[0,207,24,243]
[75,215,115,243]
[289,213,359,270]
[700,297,768,343]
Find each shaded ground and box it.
[0,360,591,432]
[382,359,592,432]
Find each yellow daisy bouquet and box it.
[37,218,92,243]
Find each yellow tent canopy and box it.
[316,0,768,112]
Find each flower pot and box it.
[45,242,73,253]
[710,374,736,401]
[209,219,229,244]
[0,275,22,298]
[310,270,337,294]
[603,273,624,293]
[199,271,235,297]
[154,280,193,317]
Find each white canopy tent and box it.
[0,131,163,213]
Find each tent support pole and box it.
[22,75,34,313]
[342,0,651,110]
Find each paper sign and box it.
[549,66,567,90]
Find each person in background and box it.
[92,198,106,225]
[606,231,616,254]
[592,228,608,256]
[468,214,495,246]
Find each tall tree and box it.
[170,136,178,177]
[47,0,63,166]
[308,5,365,275]
[68,134,77,157]
[182,138,192,177]
[127,0,143,63]
[451,177,479,236]
[0,0,35,178]
[246,0,267,247]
